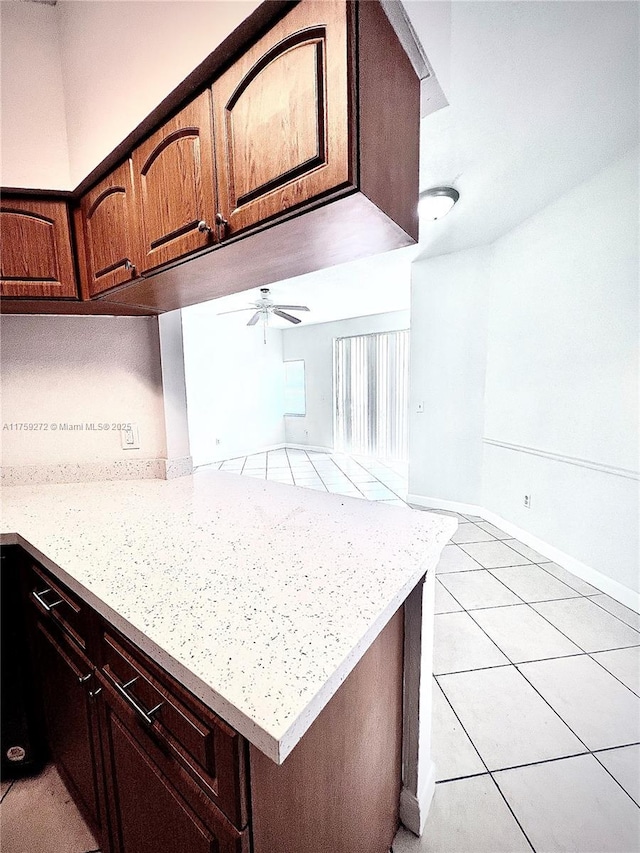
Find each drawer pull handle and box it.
[114,676,164,726]
[78,673,92,685]
[32,589,64,612]
[88,687,102,700]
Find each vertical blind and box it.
[333,329,410,460]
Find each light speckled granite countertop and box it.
[1,470,456,762]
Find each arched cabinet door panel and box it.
[212,1,353,237]
[78,161,140,297]
[0,199,77,298]
[132,92,217,274]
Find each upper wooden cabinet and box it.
[132,92,217,274]
[0,199,78,298]
[76,161,139,297]
[212,1,352,237]
[2,1,420,315]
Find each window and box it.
[284,360,306,416]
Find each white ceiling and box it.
[183,245,416,329]
[192,0,639,327]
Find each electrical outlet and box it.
[121,423,140,450]
[416,401,425,414]
[523,494,532,509]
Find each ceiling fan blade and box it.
[273,309,302,324]
[273,305,310,311]
[218,307,255,315]
[247,312,262,326]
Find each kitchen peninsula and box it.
[1,471,455,852]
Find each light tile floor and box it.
[3,449,639,852]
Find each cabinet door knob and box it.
[215,212,229,230]
[124,259,136,273]
[197,220,213,235]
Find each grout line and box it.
[586,595,640,633]
[433,678,537,851]
[591,750,640,809]
[0,780,14,803]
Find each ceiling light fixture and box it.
[418,186,460,221]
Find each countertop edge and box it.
[2,514,456,764]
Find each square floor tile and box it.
[435,545,484,574]
[392,775,531,853]
[438,571,522,610]
[532,597,640,652]
[595,745,640,806]
[326,485,361,496]
[460,541,531,569]
[450,523,496,544]
[592,646,640,695]
[0,764,98,853]
[476,521,510,539]
[494,754,640,853]
[519,655,640,750]
[357,484,397,500]
[489,564,581,603]
[434,612,510,674]
[591,595,640,631]
[539,562,600,595]
[379,499,408,507]
[439,666,584,770]
[471,604,583,663]
[428,509,468,520]
[300,483,327,491]
[243,470,266,479]
[432,680,485,781]
[502,539,549,562]
[434,580,464,614]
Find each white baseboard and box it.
[285,443,334,454]
[407,493,639,613]
[399,761,437,836]
[407,493,484,517]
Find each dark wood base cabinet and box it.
[9,547,404,853]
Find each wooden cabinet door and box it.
[132,92,217,274]
[212,0,353,238]
[78,161,140,296]
[0,199,77,298]
[32,620,103,837]
[99,675,248,853]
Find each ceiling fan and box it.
[218,288,310,341]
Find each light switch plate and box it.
[121,423,140,450]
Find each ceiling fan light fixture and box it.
[418,186,459,221]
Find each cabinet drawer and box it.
[100,629,248,829]
[27,563,89,652]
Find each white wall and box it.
[1,0,260,189]
[481,148,639,593]
[182,305,285,467]
[0,316,166,465]
[408,148,639,595]
[408,246,490,505]
[0,2,70,188]
[282,311,410,449]
[57,0,261,186]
